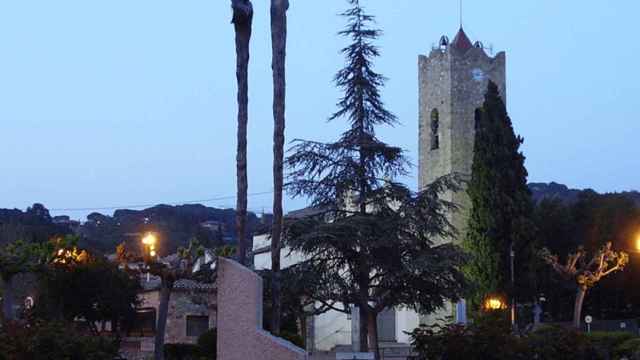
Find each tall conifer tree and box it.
[463,81,535,309]
[285,1,467,357]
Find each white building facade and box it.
[252,234,421,352]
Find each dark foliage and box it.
[34,254,140,334]
[409,312,530,360]
[463,81,536,308]
[409,320,636,360]
[285,0,467,355]
[0,203,71,247]
[196,328,217,358]
[79,204,258,255]
[164,343,203,360]
[534,192,640,322]
[0,320,119,360]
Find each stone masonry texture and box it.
[217,257,307,360]
[418,37,506,246]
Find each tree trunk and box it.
[359,305,369,353]
[155,280,173,360]
[1,275,14,323]
[232,0,253,267]
[573,286,587,329]
[270,0,288,336]
[367,311,381,360]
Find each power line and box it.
[49,190,274,212]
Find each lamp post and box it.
[141,232,157,281]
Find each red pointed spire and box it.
[451,27,473,51]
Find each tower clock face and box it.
[472,68,485,82]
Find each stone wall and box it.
[217,257,307,360]
[138,288,216,345]
[418,43,506,245]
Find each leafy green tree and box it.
[463,81,535,308]
[0,236,77,322]
[35,255,140,335]
[285,1,467,357]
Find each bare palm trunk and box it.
[1,275,14,323]
[270,0,288,336]
[573,286,587,329]
[231,0,253,266]
[154,280,173,360]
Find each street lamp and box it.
[483,295,507,312]
[141,232,158,281]
[141,232,158,259]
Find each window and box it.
[128,308,156,337]
[186,315,210,337]
[430,109,440,150]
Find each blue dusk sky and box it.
[0,1,638,219]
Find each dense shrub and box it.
[197,328,217,358]
[587,332,635,359]
[280,331,305,348]
[409,312,530,360]
[0,320,119,360]
[526,325,594,360]
[410,320,640,360]
[614,338,640,360]
[164,343,203,360]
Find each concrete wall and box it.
[217,257,307,360]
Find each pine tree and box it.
[463,81,535,309]
[286,1,467,357]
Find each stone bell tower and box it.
[418,27,506,246]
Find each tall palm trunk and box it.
[154,279,173,360]
[231,0,253,266]
[270,0,288,336]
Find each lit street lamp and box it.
[141,232,158,281]
[142,232,158,259]
[484,295,507,312]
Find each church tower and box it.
[418,27,506,245]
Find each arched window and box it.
[431,109,440,150]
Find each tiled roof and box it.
[451,27,473,51]
[140,275,215,292]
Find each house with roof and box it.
[119,254,217,359]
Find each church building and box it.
[254,26,507,354]
[418,26,506,325]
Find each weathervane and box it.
[459,0,463,28]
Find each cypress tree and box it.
[463,81,535,308]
